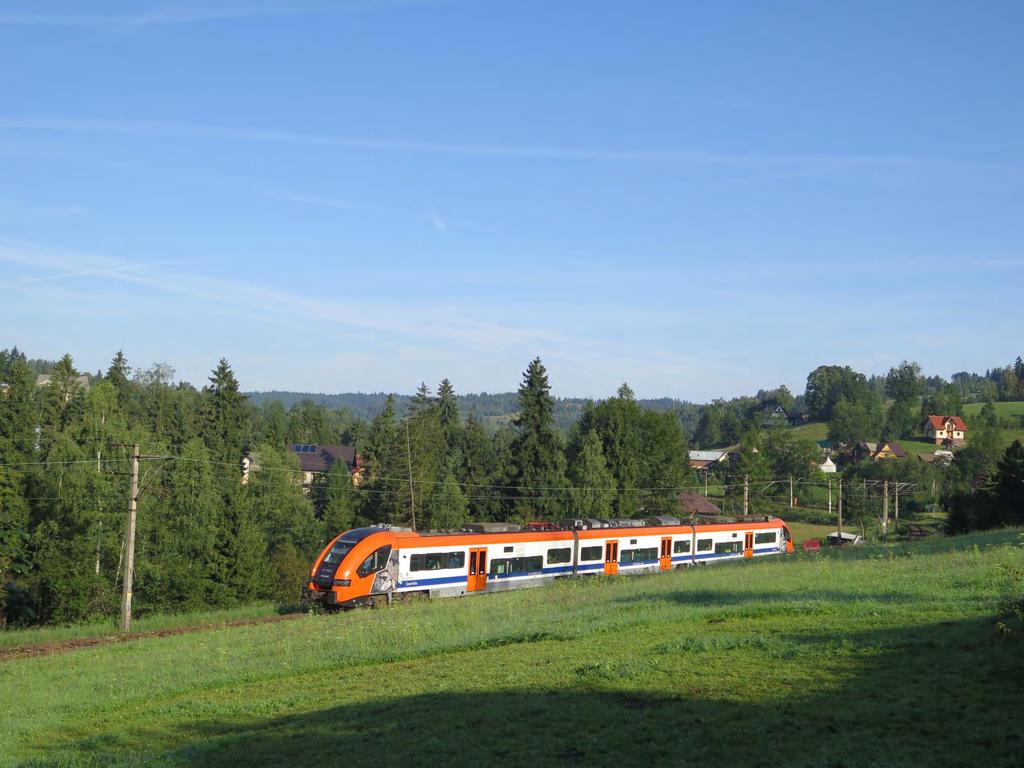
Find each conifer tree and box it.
[158,438,224,608]
[361,395,404,525]
[403,383,444,526]
[575,384,642,516]
[637,410,692,515]
[202,358,249,462]
[570,431,615,518]
[458,411,500,520]
[510,358,567,519]
[425,463,469,530]
[436,378,460,450]
[320,459,356,535]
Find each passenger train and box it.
[307,516,794,609]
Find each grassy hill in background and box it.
[2,529,1021,767]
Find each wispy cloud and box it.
[0,1,426,28]
[0,237,738,398]
[0,116,919,170]
[261,189,467,234]
[0,238,557,346]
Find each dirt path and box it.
[0,612,307,663]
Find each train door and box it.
[743,532,754,559]
[468,548,488,591]
[660,537,672,571]
[604,540,619,576]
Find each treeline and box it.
[3,346,1021,629]
[247,390,696,432]
[0,350,697,628]
[691,358,1024,451]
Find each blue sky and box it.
[1,0,1021,401]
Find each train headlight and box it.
[332,579,351,587]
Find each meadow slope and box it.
[1,530,1022,767]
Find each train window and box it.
[673,540,691,554]
[697,539,712,552]
[546,548,571,564]
[357,546,393,578]
[489,556,544,575]
[754,532,777,545]
[323,540,356,564]
[619,547,658,564]
[580,546,602,561]
[714,541,742,555]
[409,551,466,572]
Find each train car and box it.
[307,517,794,609]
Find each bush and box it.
[270,544,311,605]
[2,582,38,628]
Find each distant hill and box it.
[246,390,696,431]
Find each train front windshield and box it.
[323,540,356,564]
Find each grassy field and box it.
[784,520,835,543]
[0,602,285,650]
[1,530,1022,767]
[963,401,1024,418]
[790,421,828,442]
[791,416,1024,456]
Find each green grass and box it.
[784,520,835,543]
[1,530,1022,767]
[0,602,285,650]
[896,438,946,457]
[963,401,1024,418]
[790,416,1024,457]
[790,421,828,442]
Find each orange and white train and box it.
[307,517,794,609]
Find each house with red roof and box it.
[923,415,967,446]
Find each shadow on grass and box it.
[20,616,1024,768]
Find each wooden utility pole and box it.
[405,424,416,531]
[827,476,833,517]
[837,477,843,540]
[704,471,708,499]
[882,479,889,536]
[894,483,900,532]
[743,474,749,516]
[120,444,140,632]
[789,476,794,509]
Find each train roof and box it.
[358,516,789,546]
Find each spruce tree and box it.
[361,396,404,525]
[510,358,567,520]
[436,378,460,450]
[575,384,642,516]
[202,358,249,462]
[320,459,356,535]
[458,411,500,520]
[570,431,615,519]
[403,384,444,527]
[425,463,469,530]
[160,438,223,609]
[638,410,693,515]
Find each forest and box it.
[1,347,1022,629]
